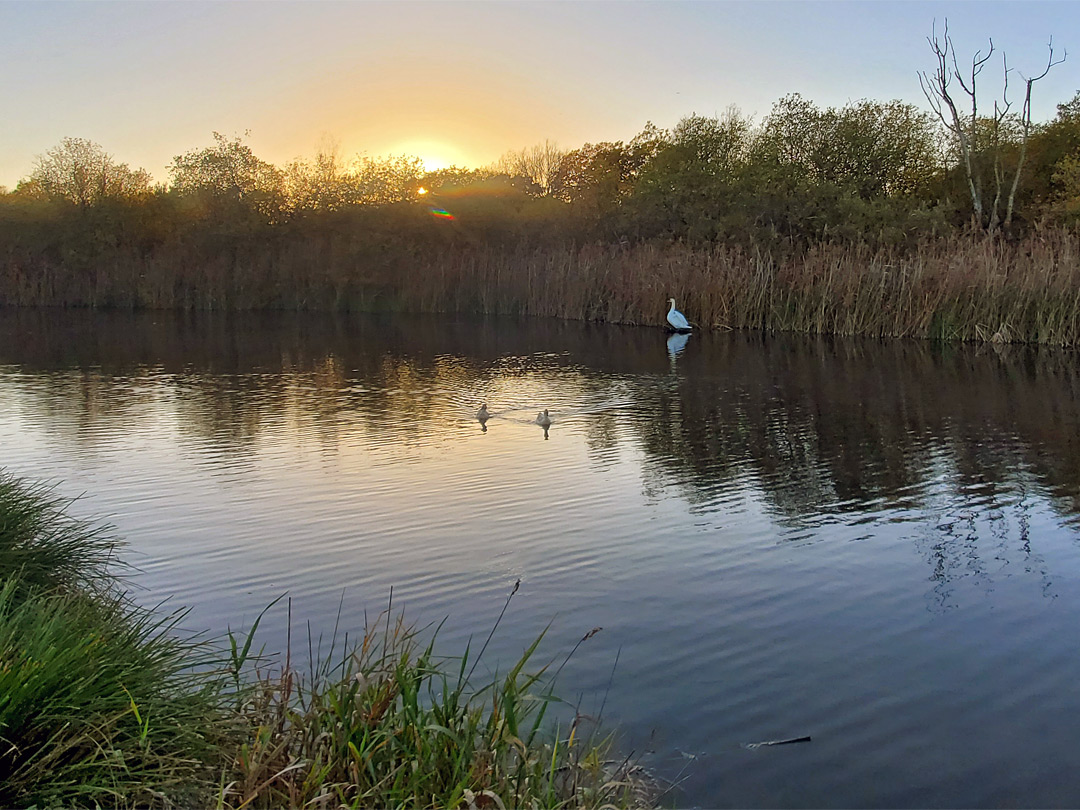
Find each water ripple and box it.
[3,312,1080,808]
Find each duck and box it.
[476,404,490,421]
[666,298,692,332]
[535,409,552,428]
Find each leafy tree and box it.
[550,123,665,217]
[751,94,821,187]
[27,137,151,207]
[1049,154,1080,221]
[283,139,351,212]
[817,101,942,197]
[751,96,940,198]
[642,111,749,187]
[169,132,285,217]
[633,111,753,239]
[552,139,643,213]
[1022,92,1080,220]
[417,167,494,195]
[343,155,425,205]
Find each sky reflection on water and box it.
[2,309,1080,807]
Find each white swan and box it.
[667,298,691,332]
[535,409,552,428]
[476,404,490,421]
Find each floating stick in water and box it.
[743,735,812,749]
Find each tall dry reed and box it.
[4,226,1080,346]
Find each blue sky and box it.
[1,1,1076,189]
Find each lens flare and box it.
[429,206,455,221]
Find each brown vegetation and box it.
[2,60,1080,345]
[2,208,1078,345]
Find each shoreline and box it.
[2,227,1079,347]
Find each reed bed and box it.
[412,230,1080,347]
[5,224,1080,346]
[0,469,650,809]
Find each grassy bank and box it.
[0,470,651,808]
[2,207,1079,345]
[0,474,226,806]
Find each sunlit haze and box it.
[1,1,1077,189]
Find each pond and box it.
[2,308,1080,808]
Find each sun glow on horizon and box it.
[389,139,471,172]
[419,154,452,172]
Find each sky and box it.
[1,1,1077,190]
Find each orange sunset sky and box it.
[1,1,1076,189]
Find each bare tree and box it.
[493,139,565,196]
[919,20,1065,230]
[1004,38,1065,226]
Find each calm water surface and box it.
[3,309,1080,808]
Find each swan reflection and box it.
[667,331,690,364]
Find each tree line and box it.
[5,18,1080,237]
[6,86,1080,243]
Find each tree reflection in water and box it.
[2,308,1078,607]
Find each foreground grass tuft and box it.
[0,578,230,807]
[0,471,122,595]
[0,468,653,808]
[220,606,650,809]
